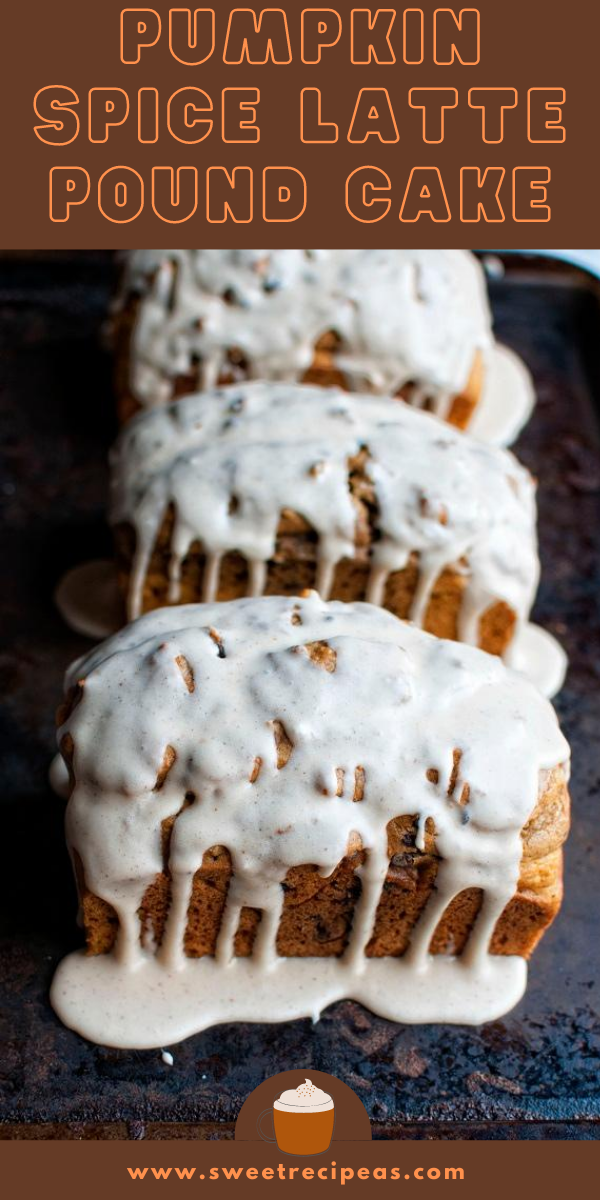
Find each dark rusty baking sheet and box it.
[0,253,599,1140]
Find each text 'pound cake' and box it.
[110,381,539,666]
[51,593,570,1049]
[113,249,534,444]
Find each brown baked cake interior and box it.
[114,485,516,659]
[115,294,483,430]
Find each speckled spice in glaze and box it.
[51,593,569,1048]
[274,1079,333,1113]
[117,250,494,414]
[110,381,540,645]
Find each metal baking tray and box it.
[0,253,599,1140]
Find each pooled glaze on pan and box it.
[51,593,569,1048]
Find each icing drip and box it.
[117,249,494,415]
[51,593,569,1047]
[110,382,540,655]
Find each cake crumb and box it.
[161,1049,174,1067]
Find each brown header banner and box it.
[2,0,600,246]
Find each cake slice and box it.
[109,381,539,662]
[52,594,570,1045]
[113,249,533,440]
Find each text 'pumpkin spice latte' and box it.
[113,248,534,443]
[51,593,570,1049]
[109,380,548,675]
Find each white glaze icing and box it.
[110,381,540,660]
[275,1080,333,1113]
[117,250,493,417]
[52,953,529,1047]
[51,593,569,1048]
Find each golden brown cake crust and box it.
[56,594,569,988]
[74,766,569,963]
[61,639,568,967]
[113,292,481,430]
[114,492,516,658]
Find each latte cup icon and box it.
[257,1078,335,1156]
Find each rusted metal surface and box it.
[0,254,599,1138]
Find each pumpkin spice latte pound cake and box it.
[51,594,570,1049]
[113,249,534,444]
[109,381,540,665]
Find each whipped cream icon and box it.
[274,1078,334,1113]
[257,1075,336,1154]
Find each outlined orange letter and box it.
[301,9,342,63]
[513,167,551,222]
[34,86,80,145]
[138,88,159,142]
[348,89,399,143]
[263,167,307,222]
[88,88,129,143]
[169,8,215,64]
[399,167,451,221]
[222,88,260,142]
[468,88,517,143]
[152,167,198,223]
[98,166,144,223]
[528,89,566,143]
[300,88,338,142]
[207,167,253,222]
[167,88,213,143]
[345,165,391,222]
[433,8,480,64]
[460,167,505,222]
[120,9,161,63]
[49,167,90,221]
[351,9,396,64]
[409,88,457,143]
[403,9,423,64]
[223,8,292,63]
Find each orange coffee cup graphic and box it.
[257,1078,335,1156]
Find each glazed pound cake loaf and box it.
[113,249,534,442]
[51,594,570,1048]
[110,381,539,663]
